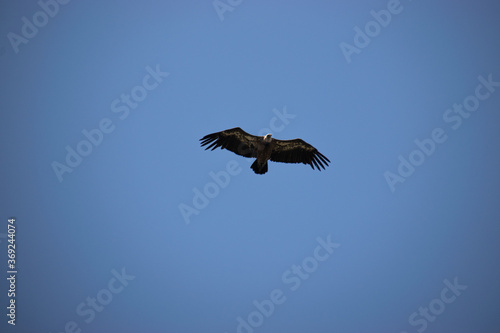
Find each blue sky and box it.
[1,1,500,332]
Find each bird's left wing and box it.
[200,127,260,158]
[270,138,330,170]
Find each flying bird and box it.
[200,127,330,174]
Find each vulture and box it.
[200,127,330,174]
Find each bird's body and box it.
[200,127,330,174]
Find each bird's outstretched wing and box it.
[270,138,330,170]
[200,127,260,158]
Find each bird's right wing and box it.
[270,138,330,170]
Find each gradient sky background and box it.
[1,1,500,332]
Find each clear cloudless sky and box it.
[1,1,500,332]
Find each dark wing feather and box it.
[200,127,260,158]
[269,138,330,170]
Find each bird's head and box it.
[263,134,273,143]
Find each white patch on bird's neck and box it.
[263,134,272,143]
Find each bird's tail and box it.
[251,160,268,174]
